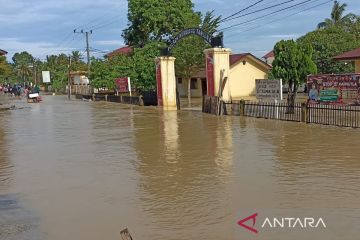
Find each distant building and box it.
[105,46,133,58]
[0,49,8,56]
[178,53,271,98]
[333,47,360,73]
[262,50,274,65]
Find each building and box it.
[262,50,274,65]
[0,49,8,56]
[177,53,271,98]
[333,47,360,73]
[105,46,133,58]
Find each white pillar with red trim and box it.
[204,48,231,101]
[156,56,177,110]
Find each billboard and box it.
[255,79,283,100]
[42,71,51,83]
[307,74,360,105]
[115,77,131,93]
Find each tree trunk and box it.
[187,78,191,105]
[287,83,298,114]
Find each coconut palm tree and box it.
[318,1,350,29]
[16,63,32,84]
[71,51,82,63]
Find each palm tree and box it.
[71,51,82,63]
[318,1,349,29]
[16,63,32,84]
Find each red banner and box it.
[156,61,163,106]
[307,74,360,105]
[115,77,129,93]
[206,53,215,96]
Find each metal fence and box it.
[307,104,360,128]
[203,96,360,128]
[244,101,302,122]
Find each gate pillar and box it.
[204,48,231,101]
[156,56,177,110]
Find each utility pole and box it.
[74,29,92,80]
[68,56,72,100]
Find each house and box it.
[262,50,274,65]
[333,47,360,73]
[177,53,271,98]
[105,46,133,58]
[0,49,8,56]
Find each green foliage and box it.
[298,26,360,73]
[0,56,13,83]
[272,40,317,92]
[173,11,221,82]
[90,54,135,90]
[318,0,350,29]
[123,0,198,46]
[132,42,162,92]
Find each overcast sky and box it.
[1,0,359,60]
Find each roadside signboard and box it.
[255,79,283,101]
[115,77,131,95]
[42,71,51,83]
[307,74,360,105]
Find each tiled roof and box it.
[262,50,274,59]
[333,48,360,60]
[230,53,271,69]
[105,46,133,58]
[0,49,8,55]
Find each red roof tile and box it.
[230,53,271,69]
[333,47,360,60]
[0,49,8,56]
[262,50,274,59]
[230,53,248,66]
[105,46,133,58]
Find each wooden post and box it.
[67,56,71,100]
[105,94,108,102]
[239,99,245,116]
[301,103,308,123]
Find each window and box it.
[178,78,182,84]
[191,78,198,89]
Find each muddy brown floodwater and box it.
[0,95,359,240]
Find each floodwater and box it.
[0,96,359,240]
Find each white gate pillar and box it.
[156,56,177,110]
[204,48,231,101]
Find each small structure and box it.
[70,71,92,95]
[262,50,274,65]
[333,47,360,73]
[0,49,8,56]
[177,53,271,98]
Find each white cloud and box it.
[0,38,76,59]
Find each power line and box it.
[221,0,266,22]
[221,0,298,23]
[224,0,331,41]
[220,0,316,31]
[239,0,332,34]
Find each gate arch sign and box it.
[161,28,223,56]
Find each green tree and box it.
[0,56,13,83]
[132,42,163,92]
[272,40,317,111]
[173,11,221,103]
[318,1,351,29]
[122,0,198,46]
[12,51,34,84]
[297,26,360,73]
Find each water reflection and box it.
[0,112,12,193]
[133,111,235,240]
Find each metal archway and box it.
[161,28,223,56]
